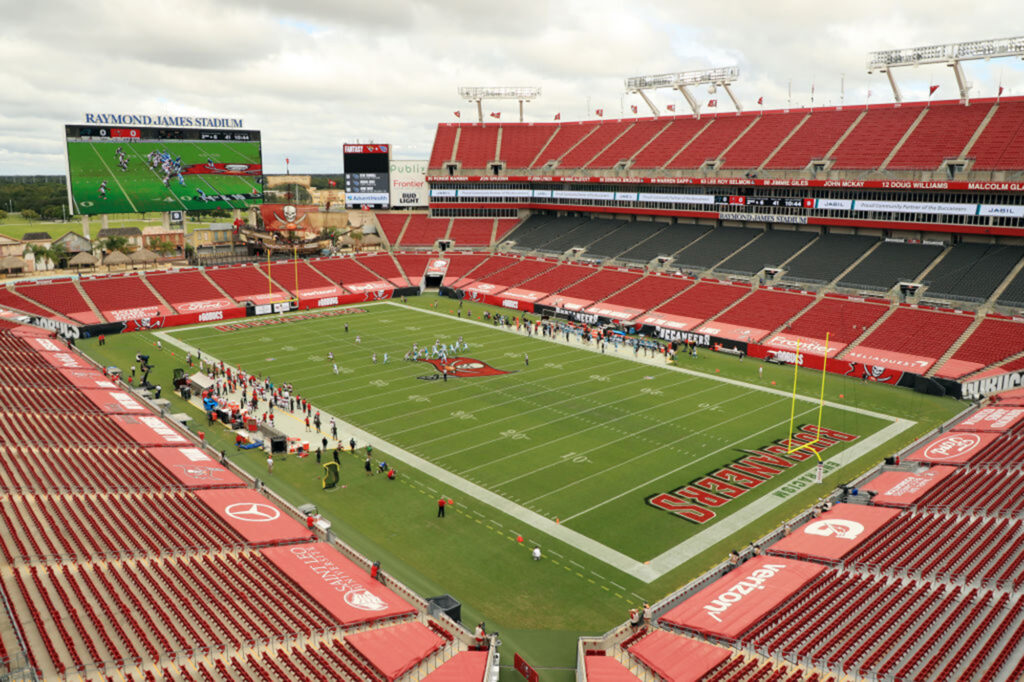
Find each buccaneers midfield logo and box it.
[417,357,513,380]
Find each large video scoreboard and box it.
[64,124,263,216]
[344,144,390,208]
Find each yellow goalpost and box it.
[785,333,830,482]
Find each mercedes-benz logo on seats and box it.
[224,502,280,523]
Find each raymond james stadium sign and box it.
[84,114,244,128]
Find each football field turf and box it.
[164,300,935,577]
[66,139,261,215]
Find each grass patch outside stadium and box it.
[76,295,964,679]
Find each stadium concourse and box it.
[0,320,491,681]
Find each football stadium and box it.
[4,21,1024,682]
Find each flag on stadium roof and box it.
[666,104,675,112]
[595,108,604,117]
[757,96,764,105]
[454,111,461,118]
[929,84,940,96]
[630,104,638,114]
[554,112,561,120]
[489,112,501,119]
[708,99,717,107]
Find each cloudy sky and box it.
[2,0,1022,175]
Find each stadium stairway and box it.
[493,126,503,166]
[960,102,1001,159]
[836,304,898,357]
[139,273,175,311]
[774,233,823,274]
[926,313,985,378]
[711,116,761,167]
[758,112,810,170]
[822,110,867,164]
[393,215,414,247]
[199,270,239,304]
[656,119,714,170]
[827,240,884,292]
[913,244,953,289]
[704,231,765,276]
[550,125,602,169]
[72,278,107,323]
[623,120,674,167]
[578,122,636,169]
[877,107,929,171]
[985,254,1024,310]
[766,291,826,339]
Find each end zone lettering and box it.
[646,425,858,523]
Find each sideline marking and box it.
[156,303,916,582]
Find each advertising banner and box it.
[769,504,900,561]
[390,159,429,207]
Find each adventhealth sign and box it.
[84,114,244,128]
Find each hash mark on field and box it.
[570,560,586,570]
[609,581,625,591]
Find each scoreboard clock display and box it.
[343,144,390,208]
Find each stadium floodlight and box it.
[867,36,1024,104]
[625,66,741,118]
[458,86,542,123]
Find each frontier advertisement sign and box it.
[390,159,428,207]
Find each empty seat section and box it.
[474,259,554,288]
[888,102,991,169]
[517,263,598,294]
[666,115,753,168]
[494,218,521,241]
[830,106,922,168]
[542,219,625,254]
[307,257,382,287]
[146,269,230,308]
[716,230,816,275]
[781,234,876,283]
[949,318,1024,368]
[394,253,432,286]
[997,267,1024,308]
[858,307,973,358]
[454,125,498,169]
[715,289,814,336]
[447,218,494,246]
[440,253,492,285]
[500,124,558,169]
[0,286,70,319]
[673,226,760,270]
[559,121,632,168]
[838,242,943,290]
[588,119,668,168]
[428,125,458,170]
[205,265,287,300]
[766,109,862,168]
[15,280,95,322]
[375,214,409,246]
[521,217,590,253]
[79,275,165,316]
[353,253,405,283]
[602,275,692,310]
[968,100,1024,169]
[534,123,599,168]
[620,222,710,263]
[263,260,334,294]
[401,215,450,246]
[585,221,664,260]
[557,269,642,302]
[783,297,889,343]
[631,118,708,168]
[924,244,1024,301]
[452,255,520,286]
[499,214,559,248]
[654,281,750,321]
[720,111,805,168]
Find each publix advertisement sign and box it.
[390,159,428,207]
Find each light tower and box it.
[457,86,542,123]
[867,36,1024,104]
[625,66,741,118]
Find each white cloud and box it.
[2,0,1022,173]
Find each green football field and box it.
[77,296,964,679]
[66,139,262,215]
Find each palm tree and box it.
[45,243,68,269]
[350,230,364,253]
[29,244,49,270]
[148,238,177,257]
[102,235,130,254]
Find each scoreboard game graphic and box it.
[65,124,264,215]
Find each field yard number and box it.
[408,394,430,403]
[544,362,563,370]
[405,326,420,331]
[500,429,529,440]
[370,379,389,388]
[561,452,591,464]
[590,374,610,382]
[451,410,476,420]
[640,387,663,396]
[503,352,519,359]
[698,402,723,412]
[281,345,297,352]
[308,354,325,362]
